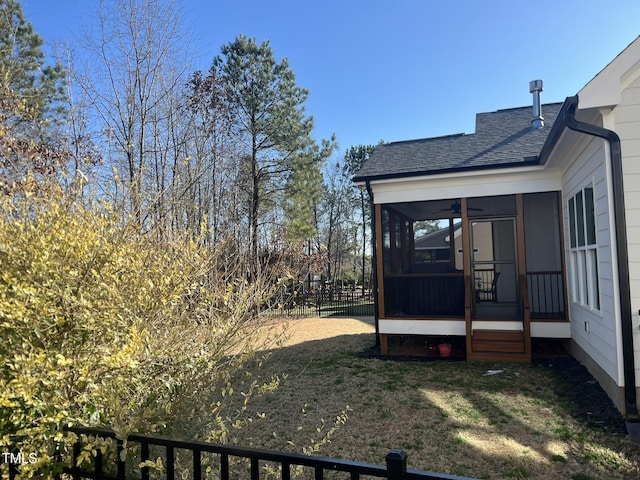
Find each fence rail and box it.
[25,426,477,480]
[266,285,374,317]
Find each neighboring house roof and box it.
[354,102,563,182]
[414,223,461,250]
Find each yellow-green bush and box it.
[0,194,283,477]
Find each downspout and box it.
[565,96,639,426]
[365,180,380,347]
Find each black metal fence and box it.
[265,284,374,318]
[14,426,476,480]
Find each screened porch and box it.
[376,192,567,321]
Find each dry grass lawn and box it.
[230,317,640,480]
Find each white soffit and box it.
[578,36,640,110]
[370,166,562,204]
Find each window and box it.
[568,186,600,310]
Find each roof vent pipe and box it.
[529,79,544,128]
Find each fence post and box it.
[385,449,407,480]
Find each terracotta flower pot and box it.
[426,345,439,357]
[439,343,452,357]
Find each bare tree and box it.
[342,145,377,296]
[76,0,194,226]
[183,69,242,246]
[318,158,351,284]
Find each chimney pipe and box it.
[529,79,544,129]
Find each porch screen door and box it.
[470,218,520,319]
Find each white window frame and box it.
[568,185,600,312]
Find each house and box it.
[413,222,461,265]
[353,36,640,429]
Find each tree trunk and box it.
[250,132,260,278]
[361,189,366,298]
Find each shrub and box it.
[0,194,283,477]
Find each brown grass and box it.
[229,317,640,480]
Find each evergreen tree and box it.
[0,0,67,192]
[213,35,335,268]
[284,137,335,241]
[0,0,65,120]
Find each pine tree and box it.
[0,0,67,192]
[0,0,65,121]
[213,35,335,270]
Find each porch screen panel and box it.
[467,195,516,217]
[381,204,464,318]
[523,192,565,319]
[382,208,390,274]
[394,217,404,273]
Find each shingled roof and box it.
[354,102,563,182]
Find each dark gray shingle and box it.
[354,103,563,181]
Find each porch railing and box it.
[37,426,478,480]
[526,271,566,319]
[384,273,465,317]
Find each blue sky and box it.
[22,0,640,157]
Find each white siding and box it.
[561,135,621,385]
[616,74,640,384]
[565,66,640,395]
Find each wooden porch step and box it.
[469,329,530,362]
[472,329,524,342]
[467,352,531,362]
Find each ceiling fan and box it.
[438,199,482,215]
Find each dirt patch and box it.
[279,316,375,346]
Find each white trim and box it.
[578,37,640,110]
[379,319,466,335]
[603,132,625,386]
[531,322,572,338]
[360,164,549,187]
[472,321,522,331]
[378,318,571,338]
[368,168,562,205]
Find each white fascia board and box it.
[369,166,562,204]
[378,319,571,338]
[578,36,640,110]
[379,319,466,336]
[531,322,572,338]
[472,321,522,331]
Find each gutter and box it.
[563,95,639,429]
[365,180,380,347]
